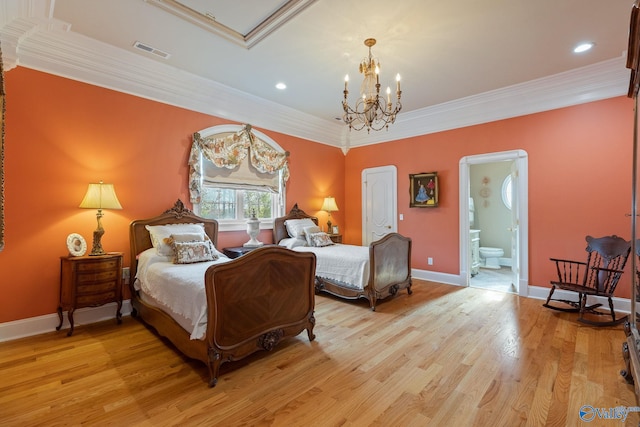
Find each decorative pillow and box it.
[308,232,334,247]
[145,223,206,256]
[284,218,316,238]
[173,240,218,264]
[162,232,206,248]
[278,237,308,249]
[303,225,321,246]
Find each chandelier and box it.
[342,38,402,132]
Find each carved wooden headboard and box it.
[129,200,218,277]
[273,204,318,244]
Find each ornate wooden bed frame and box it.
[274,204,412,310]
[129,200,317,387]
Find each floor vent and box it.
[133,41,171,59]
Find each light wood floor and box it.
[1,280,637,426]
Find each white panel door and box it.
[362,166,397,246]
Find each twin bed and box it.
[129,200,412,386]
[273,204,412,311]
[129,200,317,387]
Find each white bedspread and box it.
[293,244,370,289]
[134,248,231,340]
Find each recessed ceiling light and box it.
[275,82,287,90]
[573,42,595,53]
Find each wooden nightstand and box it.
[328,234,342,243]
[57,252,123,336]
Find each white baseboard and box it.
[0,300,133,342]
[411,268,464,286]
[527,285,631,314]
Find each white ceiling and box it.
[0,0,634,149]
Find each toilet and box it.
[479,247,504,269]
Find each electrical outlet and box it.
[122,267,130,285]
[427,257,433,265]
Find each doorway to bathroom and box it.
[459,150,529,296]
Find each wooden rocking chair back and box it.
[543,235,631,326]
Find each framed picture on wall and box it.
[409,172,439,207]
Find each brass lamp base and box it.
[89,228,106,256]
[89,210,106,256]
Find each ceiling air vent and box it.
[133,41,171,59]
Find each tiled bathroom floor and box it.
[470,267,516,294]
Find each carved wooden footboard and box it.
[130,200,316,387]
[314,232,412,310]
[203,246,316,386]
[368,232,412,309]
[275,204,412,311]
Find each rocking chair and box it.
[543,235,631,326]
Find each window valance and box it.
[188,124,289,203]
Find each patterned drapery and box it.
[188,124,289,203]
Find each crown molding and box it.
[0,1,629,151]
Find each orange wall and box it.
[1,66,636,325]
[0,67,344,323]
[345,96,635,296]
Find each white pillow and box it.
[284,218,316,238]
[308,232,334,247]
[303,225,321,246]
[278,237,308,249]
[145,223,206,256]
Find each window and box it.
[189,125,288,231]
[199,188,274,220]
[198,180,281,226]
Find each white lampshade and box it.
[79,182,122,210]
[321,197,339,212]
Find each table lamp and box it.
[321,197,339,231]
[79,181,122,255]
